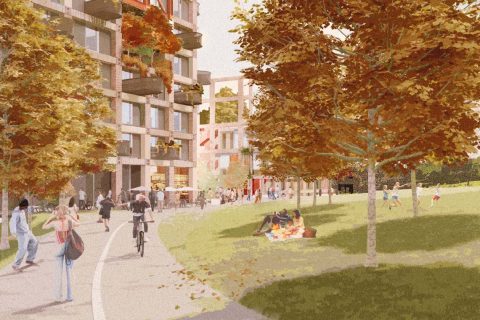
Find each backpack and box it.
[65,220,84,260]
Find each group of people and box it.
[253,209,305,238]
[10,198,80,302]
[382,182,441,209]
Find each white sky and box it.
[197,0,257,78]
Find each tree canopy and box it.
[0,0,117,248]
[233,0,480,267]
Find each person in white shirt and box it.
[78,188,86,210]
[416,183,423,206]
[10,199,38,271]
[156,188,165,213]
[96,191,104,223]
[431,183,441,207]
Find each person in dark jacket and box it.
[130,195,152,241]
[100,197,115,232]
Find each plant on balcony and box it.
[178,83,204,105]
[122,6,181,92]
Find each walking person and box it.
[78,188,86,210]
[42,205,80,302]
[96,191,104,223]
[156,188,165,213]
[68,197,80,221]
[431,183,441,207]
[149,189,157,211]
[416,183,423,207]
[9,199,39,271]
[100,196,115,232]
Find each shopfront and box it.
[151,166,168,190]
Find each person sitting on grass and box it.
[253,211,287,236]
[292,210,305,229]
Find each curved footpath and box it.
[0,208,265,320]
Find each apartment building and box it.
[198,75,330,197]
[33,0,204,203]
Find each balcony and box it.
[151,148,180,161]
[174,91,202,106]
[197,70,211,85]
[122,77,164,96]
[176,32,202,50]
[84,0,122,21]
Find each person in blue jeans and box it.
[9,199,38,271]
[43,205,80,302]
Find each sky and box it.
[197,0,255,78]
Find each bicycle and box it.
[128,219,154,257]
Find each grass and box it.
[240,264,480,320]
[158,187,480,310]
[0,213,51,269]
[317,214,480,253]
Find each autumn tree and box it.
[220,158,250,190]
[122,5,181,93]
[234,0,480,267]
[0,0,116,249]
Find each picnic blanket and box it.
[265,228,305,242]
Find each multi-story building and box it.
[33,0,204,203]
[198,75,330,197]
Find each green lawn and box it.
[158,189,480,317]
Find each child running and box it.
[389,182,408,210]
[431,183,441,207]
[382,185,390,207]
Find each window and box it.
[151,107,166,130]
[233,130,239,149]
[173,0,190,21]
[85,26,99,51]
[174,167,189,188]
[173,111,189,133]
[174,139,189,161]
[100,64,111,89]
[150,136,166,160]
[75,24,111,55]
[120,133,141,158]
[219,155,230,169]
[122,102,144,127]
[173,56,190,77]
[221,132,227,149]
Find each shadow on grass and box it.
[317,214,480,253]
[240,264,480,320]
[218,204,346,239]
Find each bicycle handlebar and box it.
[127,220,155,223]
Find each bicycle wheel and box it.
[136,233,141,253]
[139,231,144,257]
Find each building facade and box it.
[33,0,203,203]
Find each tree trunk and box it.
[365,162,378,268]
[313,179,317,207]
[328,180,332,205]
[0,184,10,250]
[296,177,301,209]
[411,169,419,217]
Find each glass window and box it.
[122,102,133,125]
[122,70,133,80]
[173,111,189,133]
[221,133,227,149]
[219,155,230,169]
[151,107,165,130]
[101,64,111,89]
[99,30,111,55]
[173,0,189,21]
[174,167,189,188]
[233,130,239,149]
[173,56,189,77]
[174,139,189,161]
[85,26,99,52]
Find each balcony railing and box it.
[84,0,122,21]
[122,77,164,96]
[174,91,202,105]
[197,70,211,85]
[176,32,202,50]
[151,148,180,161]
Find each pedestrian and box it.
[199,191,206,210]
[149,189,156,210]
[100,196,115,232]
[107,189,112,199]
[431,183,441,207]
[42,205,80,302]
[9,199,39,271]
[96,191,104,223]
[287,186,294,199]
[389,182,407,209]
[78,188,86,210]
[156,188,164,213]
[382,185,390,207]
[68,197,80,220]
[416,183,423,207]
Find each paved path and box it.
[0,206,266,320]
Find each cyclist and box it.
[130,195,152,242]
